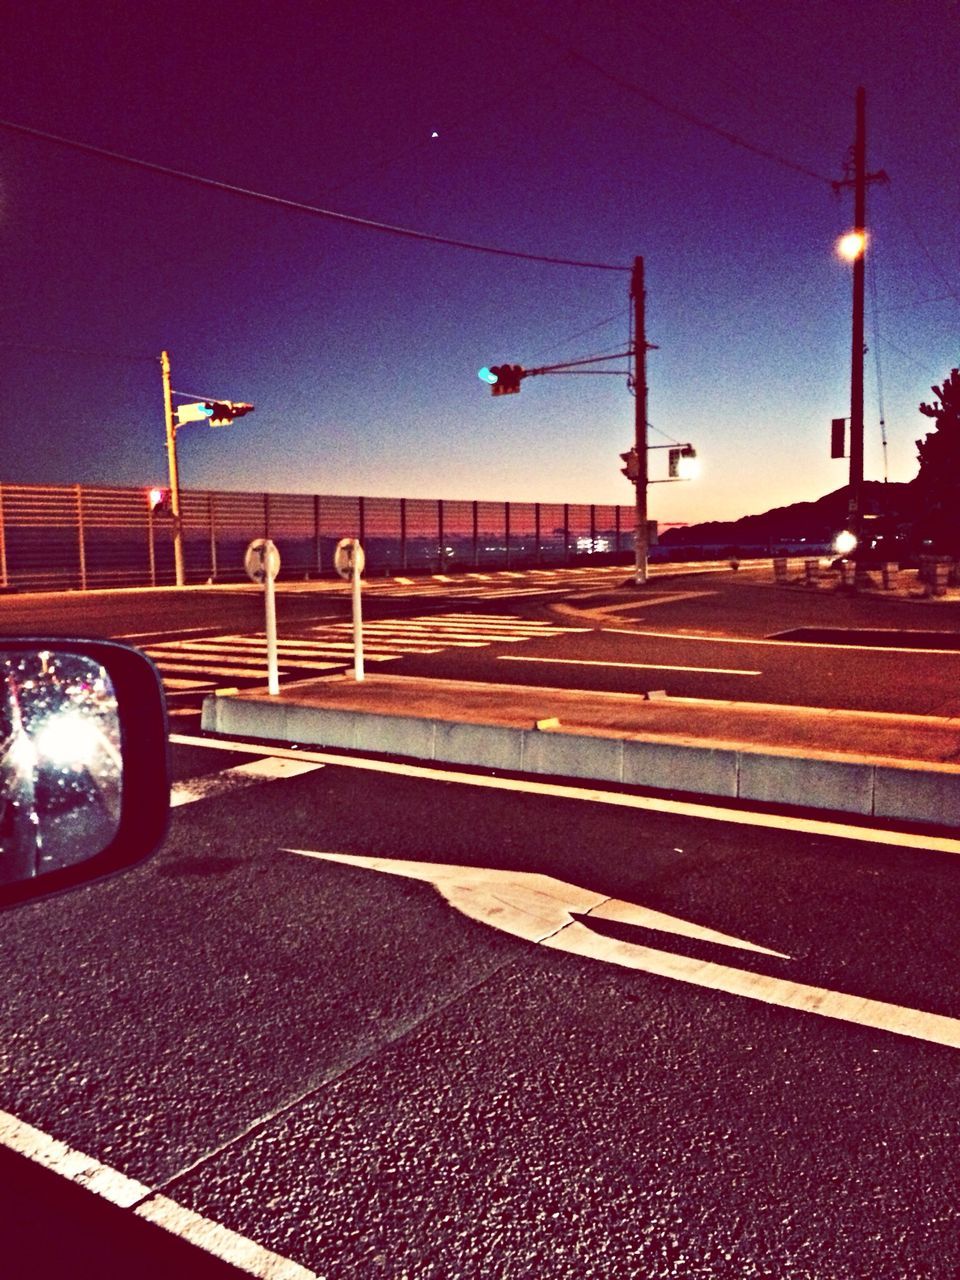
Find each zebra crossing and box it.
[270,565,631,601]
[143,612,589,706]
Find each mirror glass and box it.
[1,652,123,882]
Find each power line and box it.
[0,339,154,362]
[867,260,888,482]
[523,26,834,185]
[527,307,628,362]
[0,118,629,274]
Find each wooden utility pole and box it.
[833,87,887,559]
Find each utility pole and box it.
[160,350,185,587]
[833,87,887,560]
[631,255,649,584]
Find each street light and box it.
[837,231,866,261]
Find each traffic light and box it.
[479,365,523,395]
[620,448,639,482]
[668,447,681,478]
[206,400,255,427]
[831,417,846,458]
[147,487,170,513]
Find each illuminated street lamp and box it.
[836,231,866,261]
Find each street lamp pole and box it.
[160,349,185,587]
[631,256,649,585]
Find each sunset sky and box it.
[0,0,956,525]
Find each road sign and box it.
[243,539,281,695]
[333,538,365,581]
[175,402,214,425]
[334,539,365,680]
[244,538,281,584]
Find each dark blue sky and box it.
[0,0,956,523]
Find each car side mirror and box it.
[0,640,169,908]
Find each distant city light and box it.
[834,529,858,555]
[837,231,866,261]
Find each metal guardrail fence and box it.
[0,483,640,592]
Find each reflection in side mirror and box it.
[1,651,123,882]
[0,641,169,908]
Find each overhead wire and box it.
[0,118,629,274]
[517,23,834,185]
[867,254,889,481]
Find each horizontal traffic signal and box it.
[478,365,523,395]
[207,400,254,427]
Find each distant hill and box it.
[659,481,915,550]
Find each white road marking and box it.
[152,661,295,679]
[148,646,345,673]
[0,1110,314,1279]
[498,655,762,675]
[171,757,324,807]
[135,1196,316,1279]
[287,851,789,957]
[170,733,960,857]
[602,627,960,657]
[287,851,960,1051]
[543,925,960,1050]
[588,590,717,610]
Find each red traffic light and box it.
[207,400,255,427]
[489,365,523,396]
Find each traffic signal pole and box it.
[631,256,649,584]
[160,349,185,587]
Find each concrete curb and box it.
[201,693,960,830]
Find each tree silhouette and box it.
[915,367,960,556]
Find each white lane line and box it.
[543,924,960,1051]
[170,733,960,857]
[601,627,960,657]
[497,655,762,676]
[161,676,215,690]
[135,1196,316,1279]
[0,1109,151,1206]
[171,757,325,807]
[0,1110,314,1279]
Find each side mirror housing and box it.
[1,639,169,908]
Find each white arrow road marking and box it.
[287,849,960,1051]
[171,757,324,807]
[285,851,788,956]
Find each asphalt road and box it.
[1,734,960,1277]
[2,565,959,720]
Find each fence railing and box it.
[0,483,642,592]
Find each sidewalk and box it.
[201,673,960,830]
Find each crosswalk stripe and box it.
[146,610,586,697]
[151,660,298,679]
